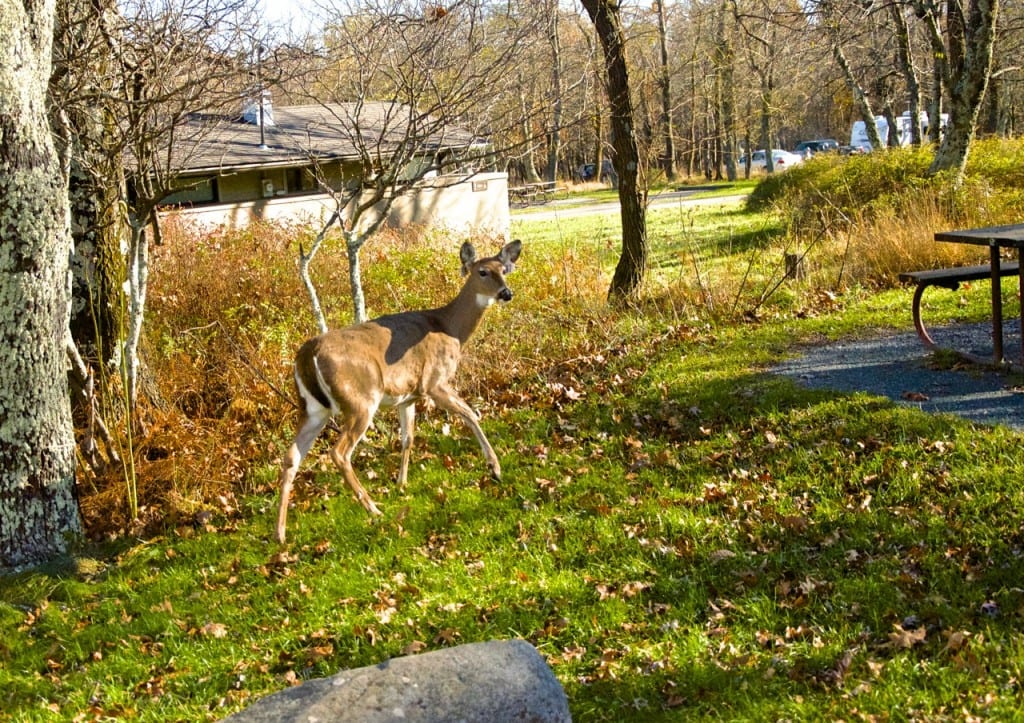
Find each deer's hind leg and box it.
[329,400,383,516]
[276,405,331,543]
[397,401,416,486]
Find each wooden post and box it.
[785,253,806,280]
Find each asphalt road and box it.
[511,188,747,223]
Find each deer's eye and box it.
[478,268,488,277]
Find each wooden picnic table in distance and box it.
[934,223,1024,366]
[508,181,556,206]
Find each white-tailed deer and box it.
[275,239,522,543]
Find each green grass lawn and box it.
[4,191,1024,721]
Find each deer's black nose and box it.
[498,287,513,302]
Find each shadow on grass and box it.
[649,210,788,273]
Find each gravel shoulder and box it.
[773,320,1024,430]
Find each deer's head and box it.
[460,240,522,308]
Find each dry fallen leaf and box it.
[942,629,971,654]
[201,622,228,638]
[402,640,428,656]
[886,624,927,649]
[901,391,930,402]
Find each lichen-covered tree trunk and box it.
[0,0,82,568]
[832,40,884,151]
[580,0,648,302]
[929,0,999,178]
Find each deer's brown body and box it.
[276,240,521,543]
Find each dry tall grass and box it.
[816,194,992,287]
[78,219,626,536]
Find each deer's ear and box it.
[499,239,522,273]
[460,242,477,276]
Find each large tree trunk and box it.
[0,0,82,569]
[715,0,738,182]
[580,0,648,301]
[656,0,675,180]
[545,0,563,184]
[929,0,999,177]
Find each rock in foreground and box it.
[224,638,571,722]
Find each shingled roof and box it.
[173,101,476,175]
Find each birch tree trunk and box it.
[0,0,82,568]
[124,219,149,409]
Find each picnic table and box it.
[509,181,556,206]
[899,223,1024,368]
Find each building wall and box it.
[162,171,511,239]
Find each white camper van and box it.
[849,111,947,151]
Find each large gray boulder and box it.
[225,639,571,722]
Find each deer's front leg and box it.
[431,388,501,480]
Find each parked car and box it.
[794,138,839,157]
[576,159,616,182]
[740,149,804,171]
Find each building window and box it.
[284,167,317,194]
[160,177,217,206]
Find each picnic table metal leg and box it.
[990,245,1004,364]
[1019,248,1024,366]
[910,282,939,351]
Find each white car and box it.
[741,149,804,171]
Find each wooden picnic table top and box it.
[934,223,1024,248]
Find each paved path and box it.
[773,321,1024,430]
[512,189,747,223]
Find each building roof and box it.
[173,101,476,175]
